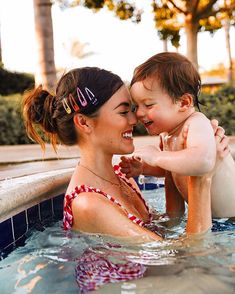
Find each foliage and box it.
[133,122,148,136]
[152,0,235,42]
[200,85,235,135]
[0,67,34,95]
[152,2,181,48]
[57,0,142,23]
[0,95,32,145]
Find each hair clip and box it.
[62,98,72,114]
[85,87,98,105]
[77,87,88,107]
[68,93,80,112]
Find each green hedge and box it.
[0,85,234,145]
[200,86,235,135]
[0,67,34,95]
[0,95,32,145]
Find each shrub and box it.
[200,86,235,135]
[133,122,148,136]
[0,95,32,145]
[0,67,34,95]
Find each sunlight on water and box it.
[0,188,235,293]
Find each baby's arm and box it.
[135,114,216,176]
[119,155,165,178]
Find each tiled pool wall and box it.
[0,194,64,260]
[0,177,164,260]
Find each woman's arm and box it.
[186,123,230,234]
[186,175,212,234]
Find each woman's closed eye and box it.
[119,106,132,115]
[119,110,129,115]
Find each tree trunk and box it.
[185,16,199,70]
[163,39,168,52]
[224,19,233,83]
[33,0,57,91]
[0,23,2,66]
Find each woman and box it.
[22,67,229,242]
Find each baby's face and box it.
[130,78,179,135]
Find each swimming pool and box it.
[1,181,235,294]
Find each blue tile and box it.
[27,205,39,228]
[134,176,164,191]
[0,218,13,250]
[145,183,159,190]
[13,211,27,240]
[15,236,27,248]
[40,199,52,221]
[53,194,64,219]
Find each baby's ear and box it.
[178,93,193,111]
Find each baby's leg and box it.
[165,171,185,218]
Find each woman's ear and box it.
[177,93,193,112]
[73,114,92,134]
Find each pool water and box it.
[0,188,235,294]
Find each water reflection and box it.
[75,248,146,292]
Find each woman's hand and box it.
[196,119,230,181]
[210,119,230,174]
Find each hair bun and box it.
[28,86,57,133]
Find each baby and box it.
[121,52,235,218]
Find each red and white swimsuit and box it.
[63,165,152,230]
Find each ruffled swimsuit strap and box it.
[114,165,153,222]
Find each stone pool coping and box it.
[0,168,74,223]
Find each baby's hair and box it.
[22,67,123,152]
[131,52,202,110]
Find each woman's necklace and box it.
[79,163,136,198]
[79,163,121,187]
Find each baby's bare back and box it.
[162,124,235,218]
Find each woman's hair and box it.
[22,67,123,151]
[131,52,202,110]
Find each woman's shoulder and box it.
[71,190,109,211]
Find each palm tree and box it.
[33,0,57,91]
[0,22,2,66]
[223,18,233,82]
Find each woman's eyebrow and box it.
[113,102,130,110]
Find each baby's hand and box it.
[134,145,161,167]
[119,156,143,178]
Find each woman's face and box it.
[92,85,137,155]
